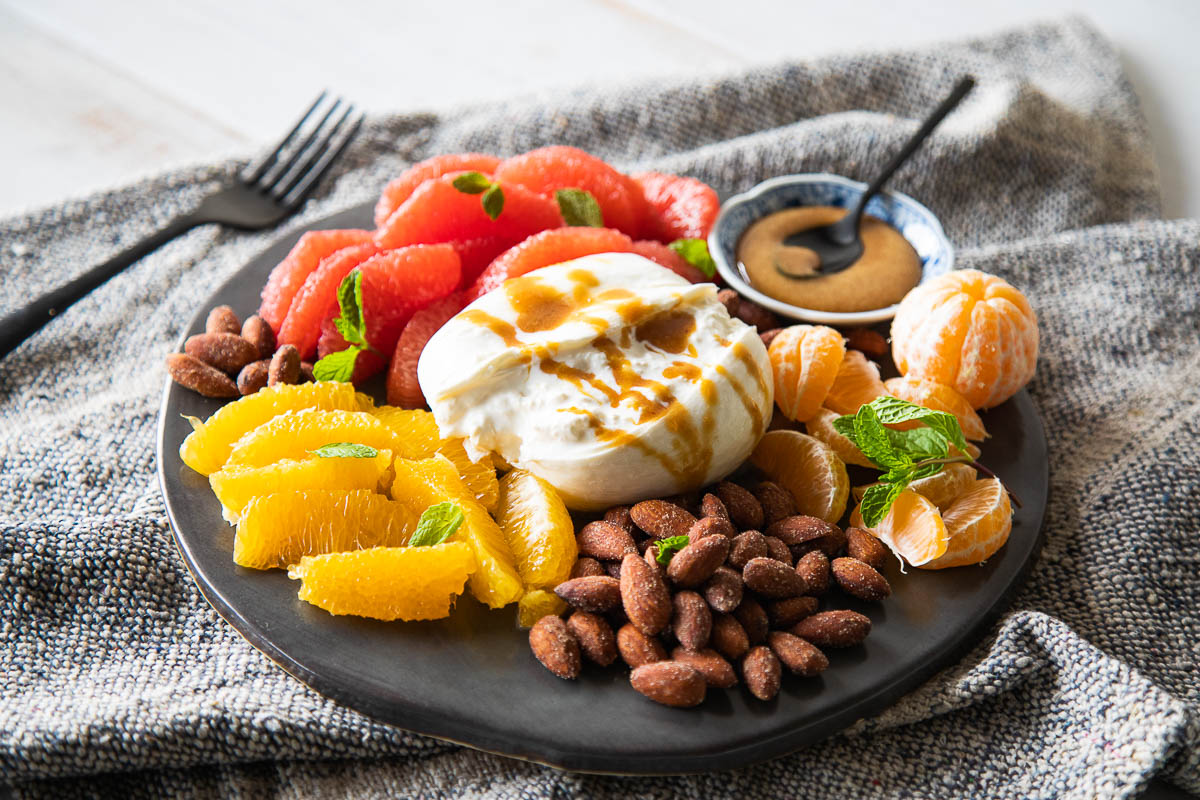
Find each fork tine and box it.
[256,97,343,191]
[268,101,353,199]
[239,91,327,184]
[280,110,364,209]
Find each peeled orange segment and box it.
[391,455,522,608]
[853,461,977,511]
[224,409,405,469]
[891,269,1038,409]
[883,376,988,442]
[210,448,393,523]
[495,469,577,589]
[850,490,948,567]
[750,430,849,524]
[438,439,499,513]
[179,382,363,476]
[921,478,1012,569]
[370,406,442,457]
[805,408,874,468]
[768,325,846,423]
[289,543,476,621]
[517,589,568,629]
[823,350,887,416]
[234,489,417,570]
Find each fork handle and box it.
[0,212,204,360]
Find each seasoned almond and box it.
[845,326,888,359]
[529,615,580,679]
[166,353,238,398]
[577,520,637,560]
[206,305,241,335]
[764,536,793,566]
[733,596,770,644]
[731,296,779,332]
[715,481,764,530]
[759,327,783,348]
[742,646,782,701]
[236,359,270,396]
[667,534,730,588]
[743,557,807,599]
[717,288,740,316]
[554,576,621,613]
[754,481,796,526]
[687,515,735,542]
[766,596,818,628]
[184,332,258,374]
[768,631,828,677]
[791,610,871,648]
[831,557,891,602]
[299,361,315,383]
[795,550,830,595]
[846,527,889,572]
[268,344,300,386]
[603,505,636,535]
[567,611,617,666]
[671,591,712,651]
[630,499,696,539]
[241,314,275,359]
[711,613,750,660]
[671,647,737,688]
[728,530,768,569]
[816,525,848,558]
[630,662,706,707]
[700,492,730,520]
[604,561,623,580]
[702,566,744,614]
[765,515,837,549]
[617,623,667,667]
[569,557,606,579]
[619,553,672,635]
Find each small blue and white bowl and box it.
[708,173,954,326]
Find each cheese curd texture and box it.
[418,254,774,510]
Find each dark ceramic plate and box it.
[156,201,1048,775]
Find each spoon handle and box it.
[835,75,975,244]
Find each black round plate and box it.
[156,202,1048,774]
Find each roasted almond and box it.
[702,566,744,614]
[846,527,889,572]
[759,327,783,348]
[711,613,750,660]
[566,611,617,666]
[241,314,275,359]
[602,505,636,535]
[753,481,796,526]
[569,557,606,579]
[831,557,891,602]
[768,631,828,677]
[733,596,770,644]
[671,591,712,651]
[795,550,830,595]
[206,305,241,335]
[268,344,300,386]
[727,530,768,569]
[764,536,793,566]
[731,296,779,332]
[700,492,730,520]
[184,332,258,374]
[743,557,807,599]
[765,515,838,549]
[717,288,740,316]
[671,647,737,689]
[791,610,871,648]
[766,596,818,628]
[630,662,706,708]
[166,353,238,398]
[845,326,888,359]
[619,553,672,635]
[715,481,764,531]
[236,359,270,396]
[815,525,848,558]
[299,361,315,383]
[667,534,730,588]
[630,499,696,540]
[604,561,623,581]
[577,520,637,560]
[687,515,735,542]
[529,615,581,679]
[554,576,621,613]
[742,646,782,701]
[617,623,667,667]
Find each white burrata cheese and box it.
[418,253,773,510]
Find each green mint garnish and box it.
[409,502,466,547]
[311,443,378,459]
[313,271,377,382]
[864,395,968,453]
[555,188,604,227]
[668,238,717,279]
[654,534,691,566]
[481,184,505,220]
[453,172,505,220]
[312,347,359,382]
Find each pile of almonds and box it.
[166,305,313,398]
[528,479,894,708]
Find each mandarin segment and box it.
[495,469,577,589]
[225,409,407,469]
[768,325,846,422]
[823,349,887,416]
[805,408,874,468]
[749,429,849,524]
[850,490,948,567]
[921,478,1012,569]
[853,461,977,511]
[289,543,476,621]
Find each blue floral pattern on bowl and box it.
[708,173,954,326]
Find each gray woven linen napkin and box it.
[2,17,1197,799]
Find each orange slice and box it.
[496,469,577,589]
[823,350,887,416]
[921,478,1012,569]
[517,589,568,628]
[224,409,405,469]
[749,429,848,524]
[767,325,846,422]
[850,490,948,567]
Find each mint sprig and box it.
[313,271,376,383]
[555,188,604,227]
[311,443,378,459]
[654,534,690,566]
[452,171,505,220]
[668,238,717,279]
[409,502,466,547]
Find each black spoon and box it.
[780,75,975,276]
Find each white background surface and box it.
[2,0,1197,219]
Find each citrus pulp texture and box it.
[749,429,848,524]
[768,325,846,423]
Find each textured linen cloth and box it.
[1,17,1197,799]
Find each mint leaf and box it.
[409,502,465,547]
[854,404,909,470]
[860,481,906,528]
[312,442,378,458]
[312,346,360,382]
[668,238,717,279]
[832,414,857,441]
[555,189,604,227]
[181,413,204,432]
[452,171,492,194]
[481,183,505,220]
[885,427,949,461]
[654,534,691,566]
[911,461,944,480]
[332,272,367,347]
[867,396,967,452]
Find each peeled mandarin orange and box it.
[289,543,476,621]
[805,408,874,468]
[883,376,988,441]
[209,448,393,523]
[225,409,406,469]
[750,430,849,524]
[823,349,887,416]
[850,490,948,567]
[921,478,1012,569]
[853,461,977,511]
[891,269,1038,409]
[517,589,568,629]
[768,325,846,422]
[391,455,522,608]
[234,489,417,570]
[179,382,363,476]
[495,469,577,590]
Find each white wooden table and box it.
[2,0,1197,219]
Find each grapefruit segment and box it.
[631,172,720,243]
[471,227,634,298]
[277,242,381,359]
[386,292,469,408]
[373,153,501,228]
[628,240,707,283]
[259,229,373,333]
